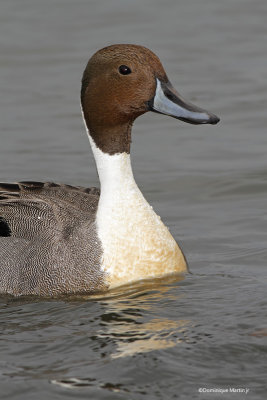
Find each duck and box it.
[0,44,219,296]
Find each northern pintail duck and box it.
[0,44,219,296]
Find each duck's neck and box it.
[86,129,187,285]
[88,135,139,199]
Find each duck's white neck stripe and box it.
[88,135,137,195]
[81,105,138,195]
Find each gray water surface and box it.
[0,0,267,399]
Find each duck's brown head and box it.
[81,44,219,155]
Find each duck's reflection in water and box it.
[108,318,190,359]
[85,275,192,359]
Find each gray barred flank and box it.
[0,182,106,296]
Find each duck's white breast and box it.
[90,138,187,288]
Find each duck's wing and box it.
[0,181,100,240]
[0,182,105,296]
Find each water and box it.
[0,0,267,398]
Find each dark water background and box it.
[0,0,267,399]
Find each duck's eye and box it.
[118,65,132,75]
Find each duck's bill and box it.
[148,78,220,125]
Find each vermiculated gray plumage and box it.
[0,182,106,296]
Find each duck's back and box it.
[0,182,106,296]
